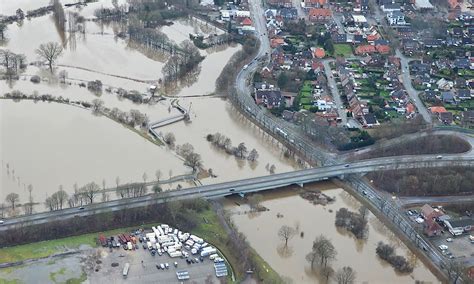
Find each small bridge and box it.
[148,101,189,138]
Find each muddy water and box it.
[160,97,301,184]
[160,18,224,45]
[4,16,163,82]
[224,184,440,284]
[0,100,188,204]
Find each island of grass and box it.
[334,44,353,57]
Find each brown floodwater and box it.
[0,100,188,205]
[223,184,440,283]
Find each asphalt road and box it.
[1,155,472,231]
[396,49,433,124]
[322,59,348,125]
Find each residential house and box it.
[381,3,401,12]
[360,0,369,11]
[267,0,293,7]
[439,111,454,124]
[429,106,447,114]
[441,91,455,104]
[386,10,406,26]
[444,218,474,236]
[461,110,474,127]
[279,7,298,20]
[453,58,471,69]
[315,99,334,111]
[304,0,327,8]
[425,220,443,237]
[457,89,471,100]
[282,91,297,106]
[421,204,445,220]
[423,38,443,48]
[255,90,283,109]
[332,33,348,44]
[362,113,378,127]
[308,8,332,22]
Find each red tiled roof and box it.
[430,106,447,113]
[314,47,326,58]
[308,8,332,18]
[242,17,252,26]
[367,34,380,41]
[406,103,415,113]
[355,45,376,54]
[375,44,390,54]
[306,0,327,5]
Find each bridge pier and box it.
[296,183,304,188]
[338,174,345,180]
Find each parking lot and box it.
[88,244,221,283]
[433,235,474,261]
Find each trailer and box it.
[123,263,130,278]
[201,247,217,257]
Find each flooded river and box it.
[0,99,188,205]
[224,184,440,283]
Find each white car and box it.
[439,245,448,250]
[0,220,4,225]
[446,238,453,242]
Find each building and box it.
[444,218,474,236]
[386,11,406,26]
[439,112,454,124]
[303,0,327,8]
[308,8,332,22]
[462,110,474,127]
[315,99,334,111]
[381,3,401,12]
[421,204,444,220]
[362,113,378,127]
[255,90,283,109]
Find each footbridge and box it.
[1,155,472,231]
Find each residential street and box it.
[322,59,348,125]
[396,49,433,124]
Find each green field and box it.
[334,44,353,56]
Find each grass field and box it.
[334,44,353,56]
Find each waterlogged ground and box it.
[224,184,440,284]
[1,0,299,209]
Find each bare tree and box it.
[155,170,162,182]
[236,142,248,159]
[54,188,69,210]
[81,182,100,204]
[321,266,334,283]
[446,260,466,284]
[5,193,19,210]
[336,266,356,284]
[247,148,259,162]
[163,132,176,146]
[248,194,263,211]
[269,164,276,174]
[306,235,337,268]
[35,42,63,72]
[278,225,296,246]
[184,152,202,172]
[142,172,148,183]
[0,23,7,41]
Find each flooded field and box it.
[224,184,440,284]
[0,99,188,204]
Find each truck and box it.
[200,247,217,257]
[123,263,130,278]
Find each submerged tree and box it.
[35,42,63,72]
[278,225,296,247]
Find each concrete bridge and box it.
[1,155,472,231]
[148,101,188,138]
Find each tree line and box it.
[376,242,413,273]
[206,132,259,162]
[162,40,204,85]
[0,198,209,247]
[367,166,474,196]
[0,50,27,79]
[334,207,368,239]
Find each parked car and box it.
[446,238,453,242]
[439,245,448,250]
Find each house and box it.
[241,17,253,26]
[314,47,326,58]
[332,33,348,44]
[439,111,454,124]
[362,113,378,127]
[255,90,283,109]
[444,218,474,236]
[360,0,369,11]
[315,99,334,111]
[267,0,293,7]
[423,38,442,48]
[441,91,455,104]
[282,91,297,106]
[271,38,285,48]
[453,58,471,69]
[424,220,443,237]
[375,44,390,54]
[381,3,401,12]
[304,0,327,8]
[457,89,471,100]
[355,45,376,55]
[308,8,332,22]
[282,110,295,121]
[279,7,298,20]
[462,110,474,127]
[386,11,406,26]
[430,106,447,114]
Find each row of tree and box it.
[375,242,414,273]
[206,132,259,161]
[0,49,27,79]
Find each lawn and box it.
[334,44,353,56]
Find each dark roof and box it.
[448,218,474,228]
[454,58,470,69]
[457,89,471,98]
[364,113,377,124]
[442,92,455,102]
